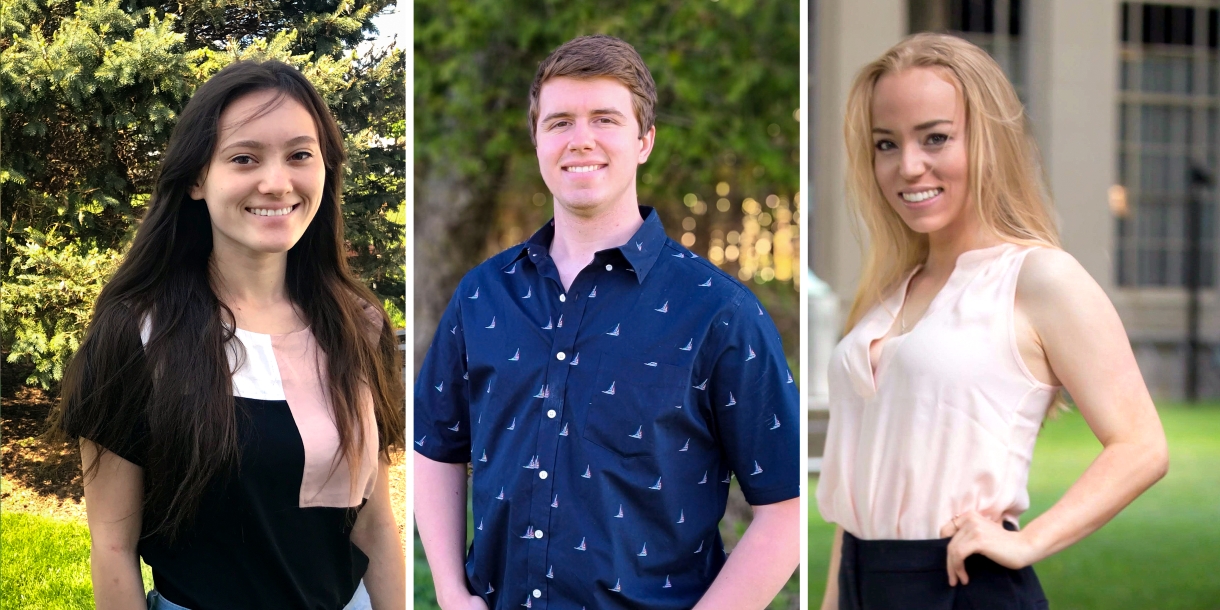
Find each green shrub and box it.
[2,226,120,389]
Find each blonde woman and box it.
[816,33,1168,609]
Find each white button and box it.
[533,589,542,598]
[547,409,557,418]
[534,530,544,539]
[605,264,613,271]
[539,470,548,479]
[556,352,566,361]
[559,294,566,302]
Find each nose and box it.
[567,119,595,152]
[898,143,929,181]
[259,160,293,197]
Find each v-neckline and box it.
[862,242,1015,390]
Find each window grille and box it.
[1116,2,1220,287]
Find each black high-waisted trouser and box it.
[839,521,1049,610]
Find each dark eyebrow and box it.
[872,119,952,135]
[220,135,318,154]
[540,108,628,124]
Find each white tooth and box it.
[902,189,941,203]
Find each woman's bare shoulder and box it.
[1017,246,1112,326]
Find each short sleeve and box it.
[413,287,473,463]
[59,311,152,467]
[706,290,800,505]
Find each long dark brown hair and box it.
[52,60,405,538]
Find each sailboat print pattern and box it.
[485,583,494,594]
[412,211,800,610]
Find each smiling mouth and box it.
[563,164,606,173]
[246,204,299,217]
[901,188,942,203]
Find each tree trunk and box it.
[412,161,505,375]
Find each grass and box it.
[0,511,153,608]
[808,403,1220,610]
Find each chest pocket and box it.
[582,355,687,459]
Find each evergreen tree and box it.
[0,0,405,389]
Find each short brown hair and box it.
[527,35,657,146]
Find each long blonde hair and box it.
[843,33,1060,331]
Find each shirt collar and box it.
[504,206,668,284]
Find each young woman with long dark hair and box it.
[53,60,406,610]
[816,34,1169,609]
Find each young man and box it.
[415,35,799,610]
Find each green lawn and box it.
[1,512,153,609]
[808,404,1220,609]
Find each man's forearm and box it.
[414,454,473,603]
[693,498,800,610]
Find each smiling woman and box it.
[48,61,406,610]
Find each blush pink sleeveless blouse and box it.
[816,243,1059,540]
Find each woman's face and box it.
[870,67,972,238]
[190,89,325,260]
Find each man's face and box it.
[534,76,654,217]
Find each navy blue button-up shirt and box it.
[415,207,799,610]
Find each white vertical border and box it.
[798,0,811,608]
[403,0,416,605]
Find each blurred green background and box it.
[412,1,800,608]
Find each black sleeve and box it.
[58,309,152,467]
